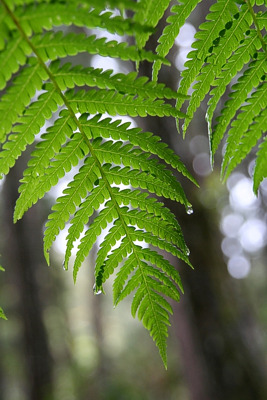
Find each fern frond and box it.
[51,61,187,100]
[222,82,266,180]
[32,31,169,65]
[0,84,63,176]
[0,0,197,366]
[0,5,12,50]
[67,88,186,118]
[12,2,148,37]
[111,246,183,367]
[13,110,76,217]
[153,0,201,81]
[64,180,109,270]
[210,52,266,157]
[73,201,118,280]
[134,0,171,49]
[0,59,46,140]
[206,30,261,141]
[79,115,197,184]
[226,108,267,188]
[95,228,184,368]
[257,10,267,30]
[0,34,31,90]
[182,3,254,133]
[44,157,101,264]
[176,0,238,111]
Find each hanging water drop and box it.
[62,261,66,271]
[93,283,102,295]
[186,206,194,215]
[186,248,190,256]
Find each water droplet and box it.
[93,283,102,295]
[186,206,194,215]
[186,248,190,256]
[62,261,66,271]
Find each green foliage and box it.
[0,0,266,365]
[174,0,266,191]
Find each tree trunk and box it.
[2,155,54,400]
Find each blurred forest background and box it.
[1,1,267,399]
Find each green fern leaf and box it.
[210,52,266,157]
[73,202,118,281]
[51,61,187,100]
[13,2,148,37]
[14,134,89,223]
[79,115,197,184]
[0,34,31,90]
[44,157,101,264]
[0,59,46,140]
[67,88,186,118]
[257,10,267,30]
[134,0,171,49]
[64,180,109,270]
[32,31,169,65]
[0,6,12,50]
[0,85,63,177]
[222,83,266,179]
[176,0,238,111]
[206,30,261,144]
[227,109,267,188]
[0,0,198,366]
[153,0,200,81]
[183,3,253,133]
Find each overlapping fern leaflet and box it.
[0,0,195,364]
[171,0,266,192]
[152,0,201,81]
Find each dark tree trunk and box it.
[2,155,54,400]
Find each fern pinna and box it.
[0,0,196,365]
[170,0,266,190]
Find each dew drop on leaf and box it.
[93,283,102,295]
[186,206,194,215]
